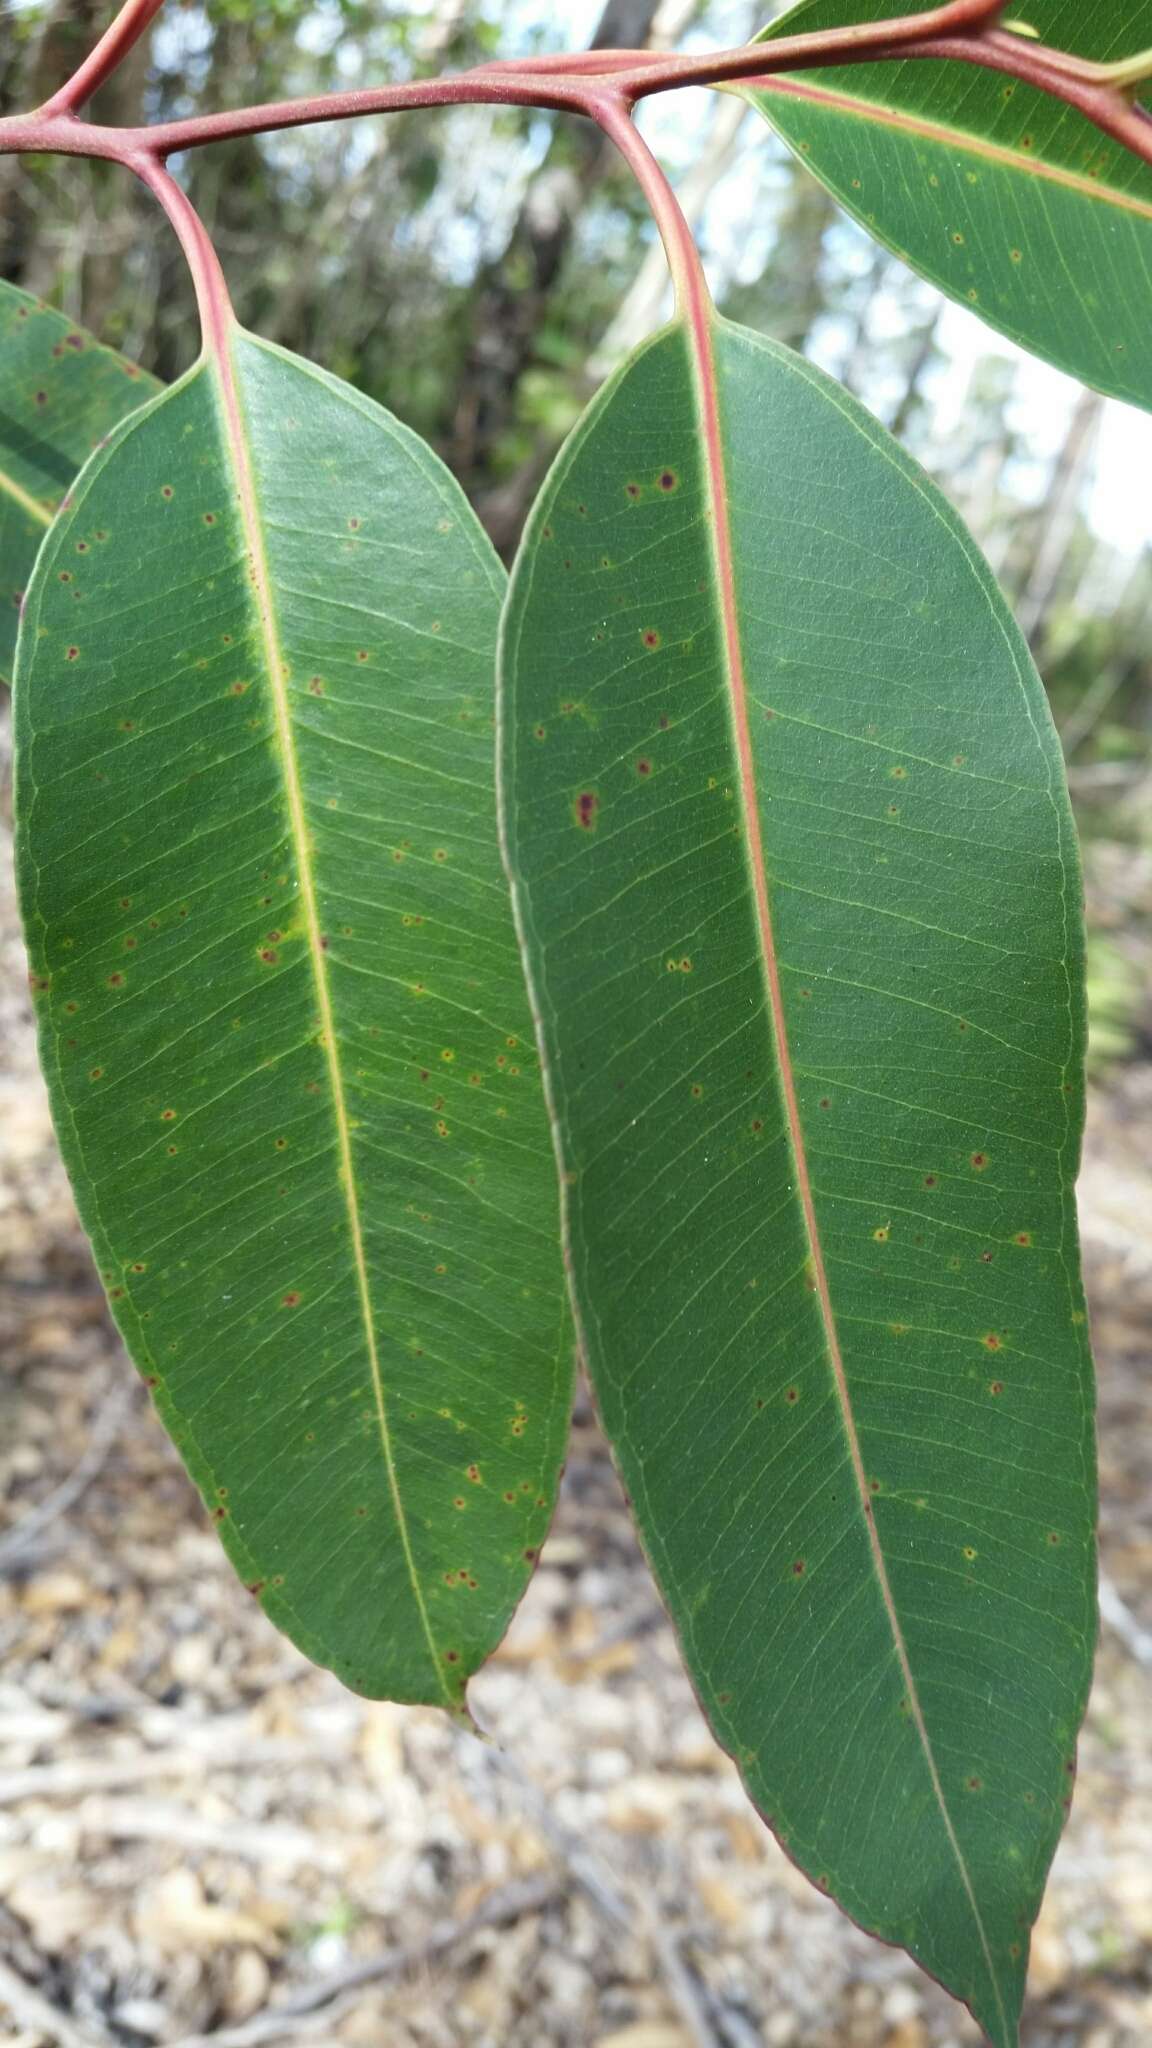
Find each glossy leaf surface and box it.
[500,314,1096,2046]
[16,331,570,1706]
[0,280,159,684]
[747,0,1152,409]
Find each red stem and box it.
[0,0,1148,222]
[593,98,710,315]
[0,72,594,163]
[132,155,235,357]
[608,0,1007,96]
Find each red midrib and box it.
[682,293,1005,2030]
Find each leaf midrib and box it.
[215,329,451,1707]
[683,306,1008,2033]
[749,73,1152,222]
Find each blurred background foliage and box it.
[1,0,1149,1059]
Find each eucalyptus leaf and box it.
[747,0,1152,408]
[15,330,571,1706]
[500,312,1096,2047]
[0,280,159,685]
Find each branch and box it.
[0,0,1148,180]
[0,1954,104,2048]
[0,1377,132,1571]
[1099,1572,1152,1669]
[166,1876,560,2048]
[610,0,1009,93]
[0,0,1149,241]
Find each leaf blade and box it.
[746,0,1152,407]
[16,331,571,1705]
[0,280,160,684]
[499,314,1096,2045]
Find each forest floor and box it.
[1,741,1151,2048]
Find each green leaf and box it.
[0,281,160,685]
[15,329,570,1708]
[499,313,1096,2046]
[746,0,1152,408]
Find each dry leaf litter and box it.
[1,711,1150,2048]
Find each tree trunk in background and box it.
[888,306,941,444]
[0,0,151,340]
[836,244,890,397]
[650,0,706,44]
[0,0,106,284]
[1016,387,1104,652]
[448,0,664,524]
[758,162,836,357]
[22,0,102,107]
